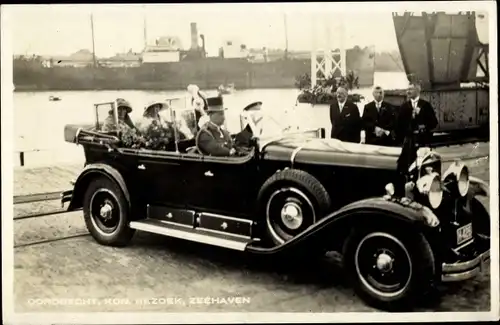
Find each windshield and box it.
[158,98,197,141]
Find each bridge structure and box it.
[310,14,347,87]
[385,11,490,142]
[392,11,489,89]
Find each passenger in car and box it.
[196,97,236,156]
[136,101,169,130]
[187,84,210,129]
[102,98,137,132]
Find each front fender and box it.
[66,163,131,211]
[469,176,489,197]
[246,197,434,255]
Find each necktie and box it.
[376,102,381,113]
[412,101,418,118]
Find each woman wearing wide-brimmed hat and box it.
[135,100,178,143]
[144,100,169,119]
[102,98,137,132]
[135,100,170,131]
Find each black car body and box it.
[61,98,491,311]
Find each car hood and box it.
[260,136,403,170]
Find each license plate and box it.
[457,223,473,245]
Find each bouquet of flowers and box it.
[296,70,363,104]
[120,126,146,149]
[120,120,175,150]
[143,120,175,150]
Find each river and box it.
[12,72,408,167]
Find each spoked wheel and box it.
[343,226,435,311]
[83,177,135,246]
[266,187,316,245]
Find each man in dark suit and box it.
[329,86,363,143]
[395,83,438,147]
[361,86,397,146]
[196,96,236,156]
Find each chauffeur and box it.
[361,86,397,146]
[234,101,263,148]
[196,96,236,156]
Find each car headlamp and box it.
[416,172,443,209]
[443,160,470,197]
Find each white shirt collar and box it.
[375,100,383,107]
[338,100,346,107]
[411,97,420,103]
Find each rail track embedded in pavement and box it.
[13,190,87,248]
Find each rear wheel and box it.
[83,176,135,246]
[258,169,331,246]
[342,225,435,311]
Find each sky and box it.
[8,4,401,58]
[6,3,491,58]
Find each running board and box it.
[129,219,254,251]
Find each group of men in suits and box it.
[329,83,438,147]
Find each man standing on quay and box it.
[395,83,438,147]
[329,87,363,143]
[361,86,397,146]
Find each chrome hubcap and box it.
[280,202,303,230]
[375,252,394,273]
[355,232,412,298]
[99,202,113,221]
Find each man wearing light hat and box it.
[196,96,236,156]
[102,98,136,132]
[234,101,263,148]
[187,84,210,129]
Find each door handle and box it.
[204,170,214,177]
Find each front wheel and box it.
[343,226,435,311]
[83,176,135,246]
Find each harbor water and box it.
[12,72,408,168]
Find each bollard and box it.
[19,152,25,167]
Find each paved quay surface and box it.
[12,142,493,312]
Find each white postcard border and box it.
[2,1,499,323]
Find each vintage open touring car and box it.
[61,97,490,310]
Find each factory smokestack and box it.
[200,34,206,58]
[190,22,199,50]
